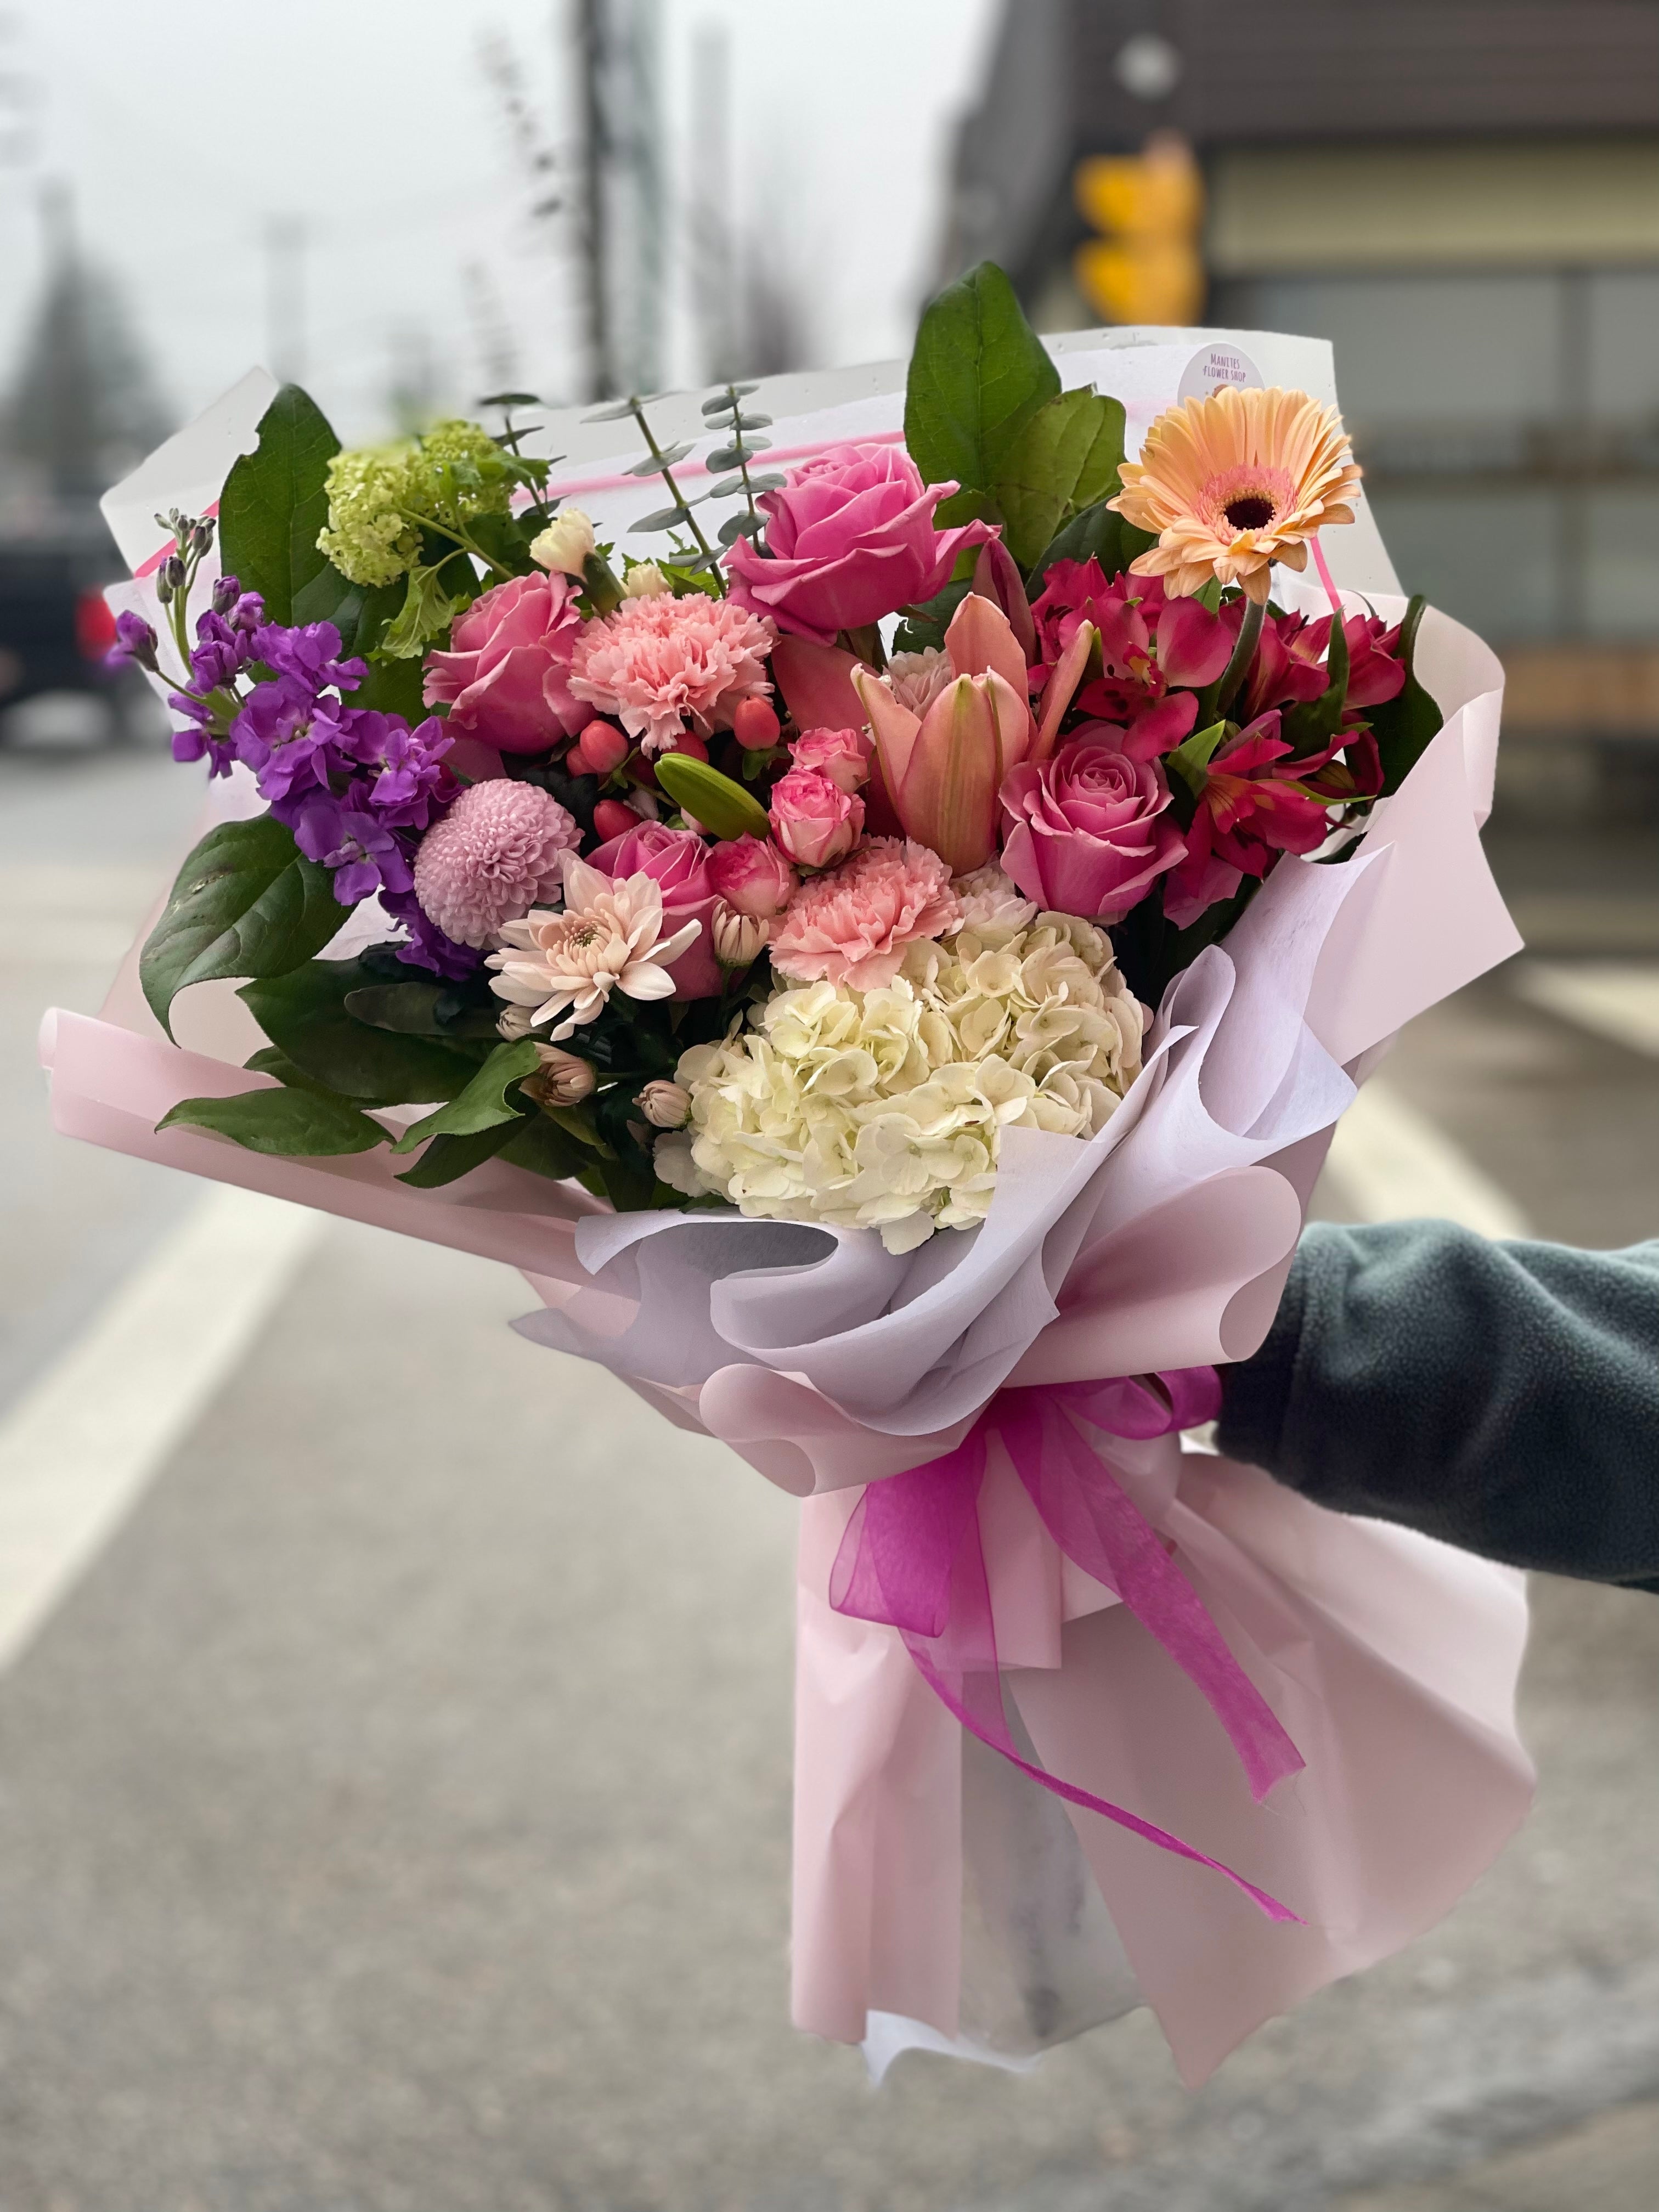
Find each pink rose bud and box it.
[637,1079,691,1129]
[592,797,645,841]
[528,1045,597,1107]
[710,900,768,969]
[789,725,872,795]
[769,766,864,870]
[733,696,781,749]
[571,719,629,776]
[706,834,798,919]
[661,730,709,761]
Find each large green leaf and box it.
[391,1038,543,1153]
[140,816,345,1042]
[904,262,1059,526]
[157,1085,388,1156]
[394,1115,529,1187]
[343,980,501,1041]
[240,959,484,1105]
[218,385,340,625]
[1367,595,1444,794]
[995,390,1126,570]
[1027,497,1156,590]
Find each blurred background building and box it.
[943,0,1659,817]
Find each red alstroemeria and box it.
[1031,558,1238,726]
[1164,710,1338,928]
[1243,607,1407,721]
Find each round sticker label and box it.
[1177,345,1263,403]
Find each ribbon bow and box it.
[830,1369,1305,1922]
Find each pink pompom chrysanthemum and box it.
[568,594,776,756]
[769,836,961,991]
[413,780,579,948]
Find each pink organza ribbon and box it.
[829,1369,1306,1922]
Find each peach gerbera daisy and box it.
[1109,386,1363,605]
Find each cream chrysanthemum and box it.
[1109,385,1362,603]
[669,913,1143,1253]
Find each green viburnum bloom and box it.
[318,420,515,588]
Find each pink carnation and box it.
[413,781,580,948]
[770,837,961,991]
[568,594,776,756]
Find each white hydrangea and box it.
[672,913,1144,1253]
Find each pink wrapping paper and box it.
[42,483,1533,2081]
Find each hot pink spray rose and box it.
[788,725,872,794]
[999,730,1185,922]
[725,444,995,646]
[422,572,589,754]
[586,820,723,998]
[768,765,864,871]
[707,834,798,919]
[770,837,960,990]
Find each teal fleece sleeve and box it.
[1216,1221,1659,1591]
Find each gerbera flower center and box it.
[1224,495,1277,532]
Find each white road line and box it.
[0,1186,323,1673]
[1513,960,1659,1059]
[1324,1079,1533,1240]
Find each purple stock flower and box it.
[106,610,158,672]
[347,712,453,829]
[232,679,335,803]
[189,608,261,692]
[291,782,416,907]
[380,882,483,979]
[252,619,365,697]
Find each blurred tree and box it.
[1,183,173,507]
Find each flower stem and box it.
[396,507,514,582]
[1207,595,1266,722]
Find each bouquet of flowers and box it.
[44,267,1534,2085]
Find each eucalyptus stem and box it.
[631,399,721,577]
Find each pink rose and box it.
[999,732,1184,922]
[724,443,995,646]
[707,834,798,919]
[789,725,872,794]
[768,766,864,871]
[586,820,723,998]
[422,572,589,755]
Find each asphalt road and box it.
[2,744,1657,2212]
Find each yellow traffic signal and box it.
[1073,132,1205,326]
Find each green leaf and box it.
[499,1111,594,1182]
[218,385,340,626]
[343,981,501,1040]
[157,1085,388,1157]
[904,262,1059,526]
[893,579,974,656]
[1282,607,1351,755]
[287,568,426,718]
[653,752,771,840]
[392,1039,542,1153]
[995,390,1127,570]
[1367,595,1444,795]
[379,560,469,659]
[241,960,484,1105]
[1166,720,1229,804]
[1027,498,1156,590]
[140,816,345,1042]
[243,1043,352,1099]
[394,1115,529,1187]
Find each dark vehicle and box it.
[0,531,126,738]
